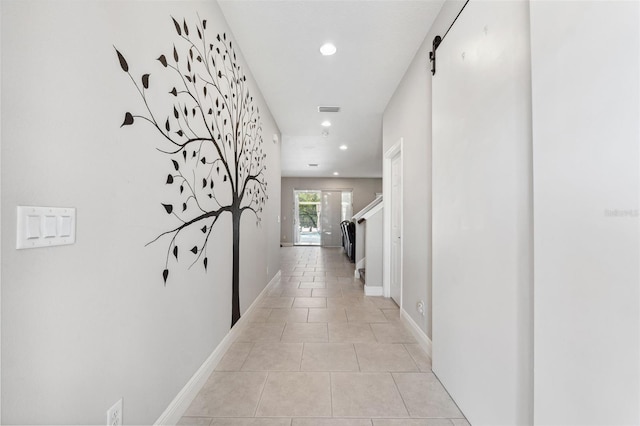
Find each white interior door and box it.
[390,153,402,305]
[320,190,342,247]
[432,1,533,425]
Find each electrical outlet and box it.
[416,300,425,316]
[107,398,123,426]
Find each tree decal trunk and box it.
[115,16,267,328]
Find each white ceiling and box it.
[218,0,444,178]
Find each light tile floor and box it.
[179,247,469,426]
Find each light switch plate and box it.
[17,206,76,249]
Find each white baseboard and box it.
[280,242,293,247]
[364,285,383,296]
[400,308,432,359]
[155,270,282,425]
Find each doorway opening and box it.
[294,190,321,245]
[293,189,353,247]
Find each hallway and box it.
[179,247,467,425]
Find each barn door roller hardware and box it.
[428,0,470,76]
[429,35,442,76]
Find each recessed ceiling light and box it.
[333,172,339,176]
[320,43,337,56]
[321,120,331,127]
[339,145,348,150]
[321,130,329,138]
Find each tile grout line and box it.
[237,342,255,372]
[253,371,270,418]
[369,323,379,343]
[403,343,423,372]
[400,342,420,372]
[390,371,412,419]
[352,342,362,372]
[329,371,334,418]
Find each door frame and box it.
[383,138,403,302]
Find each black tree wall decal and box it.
[116,16,267,327]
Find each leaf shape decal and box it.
[170,87,177,96]
[115,48,129,72]
[190,246,198,254]
[141,74,150,89]
[165,119,170,132]
[172,159,179,170]
[173,246,178,260]
[166,174,174,184]
[173,46,179,62]
[163,269,169,284]
[158,55,168,67]
[203,257,208,270]
[182,150,187,161]
[183,19,189,36]
[202,20,207,29]
[197,27,202,40]
[202,178,207,188]
[162,203,173,214]
[201,225,207,233]
[182,202,187,212]
[173,106,179,119]
[201,157,206,164]
[180,185,184,194]
[121,112,134,127]
[172,17,181,35]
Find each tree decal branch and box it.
[116,16,268,327]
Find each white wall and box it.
[383,0,467,338]
[531,2,640,424]
[280,177,381,244]
[1,1,280,424]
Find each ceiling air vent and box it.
[307,163,319,167]
[317,106,340,113]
